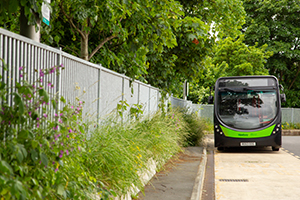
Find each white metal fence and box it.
[0,28,161,122]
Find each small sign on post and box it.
[42,0,51,26]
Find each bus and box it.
[210,76,286,151]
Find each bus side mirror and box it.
[208,95,214,104]
[280,93,286,103]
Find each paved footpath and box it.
[137,146,204,200]
[215,147,300,200]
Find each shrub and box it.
[282,122,300,130]
[0,60,110,199]
[177,108,212,146]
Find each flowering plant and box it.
[0,59,111,199]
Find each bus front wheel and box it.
[272,146,280,151]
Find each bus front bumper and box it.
[214,132,282,148]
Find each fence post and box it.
[292,108,294,124]
[56,47,62,112]
[97,66,102,125]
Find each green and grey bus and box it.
[211,76,286,151]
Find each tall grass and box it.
[78,109,191,196]
[59,107,211,199]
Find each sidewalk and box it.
[136,146,207,200]
[215,146,300,200]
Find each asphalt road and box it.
[282,136,300,156]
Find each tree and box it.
[242,0,300,107]
[0,0,47,41]
[189,36,272,103]
[42,0,247,95]
[144,0,247,94]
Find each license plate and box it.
[240,142,256,147]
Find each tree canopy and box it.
[1,0,251,97]
[242,0,300,107]
[188,36,272,103]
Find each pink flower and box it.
[55,168,59,172]
[66,150,69,155]
[37,123,40,128]
[69,129,72,133]
[19,66,23,70]
[40,70,44,77]
[58,119,62,123]
[55,113,58,117]
[20,74,23,78]
[43,113,47,118]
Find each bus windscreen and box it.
[217,90,278,129]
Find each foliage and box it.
[0,0,248,97]
[0,58,211,199]
[39,0,247,95]
[0,60,112,199]
[282,122,300,130]
[179,108,210,146]
[86,109,190,195]
[0,0,46,24]
[188,36,272,104]
[144,0,246,94]
[242,0,300,107]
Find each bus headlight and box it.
[273,124,281,134]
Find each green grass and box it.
[75,108,210,197]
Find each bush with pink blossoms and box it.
[0,59,112,199]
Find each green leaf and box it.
[16,149,24,163]
[57,184,65,195]
[31,178,38,186]
[60,96,66,103]
[18,130,29,140]
[31,140,39,149]
[52,99,57,109]
[40,153,48,166]
[30,149,39,162]
[13,93,24,115]
[0,160,13,174]
[39,88,49,103]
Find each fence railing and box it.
[0,28,162,122]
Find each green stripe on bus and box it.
[220,124,275,138]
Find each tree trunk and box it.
[20,7,40,42]
[81,34,89,60]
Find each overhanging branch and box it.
[88,35,117,60]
